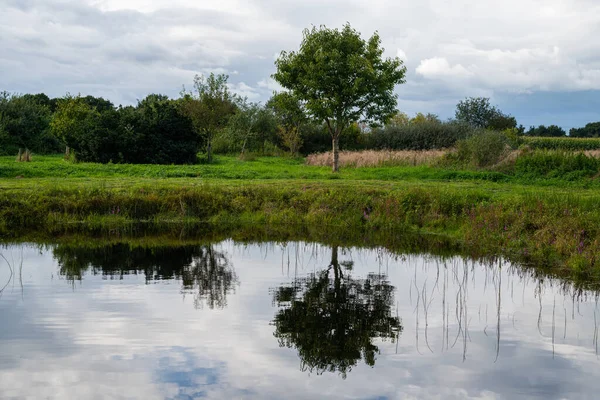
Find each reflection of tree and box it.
[271,246,402,378]
[54,244,237,309]
[181,246,237,309]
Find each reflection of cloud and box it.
[2,244,600,399]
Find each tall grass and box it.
[305,150,448,167]
[15,149,32,162]
[3,180,600,277]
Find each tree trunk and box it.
[207,139,213,163]
[64,146,70,160]
[332,136,340,173]
[331,246,341,300]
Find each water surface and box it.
[0,241,599,399]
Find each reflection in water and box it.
[405,255,600,362]
[53,244,238,309]
[3,241,600,398]
[271,246,402,378]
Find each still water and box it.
[1,241,600,399]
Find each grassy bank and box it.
[3,154,600,280]
[2,176,600,279]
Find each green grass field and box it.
[2,153,600,188]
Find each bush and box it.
[0,92,62,155]
[456,131,511,167]
[300,122,366,155]
[51,94,201,164]
[367,120,472,151]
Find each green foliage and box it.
[410,112,441,125]
[570,122,600,138]
[51,94,199,164]
[127,94,200,164]
[300,122,366,154]
[514,151,600,180]
[523,136,600,151]
[273,23,406,171]
[0,91,61,155]
[180,73,238,163]
[525,125,566,137]
[502,128,523,148]
[455,97,516,130]
[368,120,472,150]
[267,92,307,155]
[226,100,278,155]
[456,130,511,167]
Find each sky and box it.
[1,0,600,131]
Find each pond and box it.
[0,240,599,399]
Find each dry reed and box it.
[305,150,448,168]
[16,149,32,162]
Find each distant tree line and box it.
[1,23,596,166]
[1,88,596,164]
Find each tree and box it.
[81,95,114,113]
[227,100,277,156]
[271,246,402,378]
[51,94,199,164]
[267,92,307,156]
[570,122,600,138]
[387,111,410,127]
[182,245,238,309]
[180,73,237,163]
[130,94,200,164]
[488,113,517,131]
[50,94,101,158]
[273,23,407,172]
[0,92,59,155]
[410,112,441,125]
[455,97,517,130]
[525,124,566,137]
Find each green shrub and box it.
[456,131,511,167]
[51,94,201,164]
[300,122,366,154]
[367,120,472,151]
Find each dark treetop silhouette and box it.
[271,246,402,378]
[54,243,238,309]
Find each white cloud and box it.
[416,57,473,78]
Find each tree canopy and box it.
[180,73,238,163]
[273,23,407,171]
[455,97,516,130]
[570,122,600,138]
[525,124,566,137]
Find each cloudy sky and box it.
[1,0,600,130]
